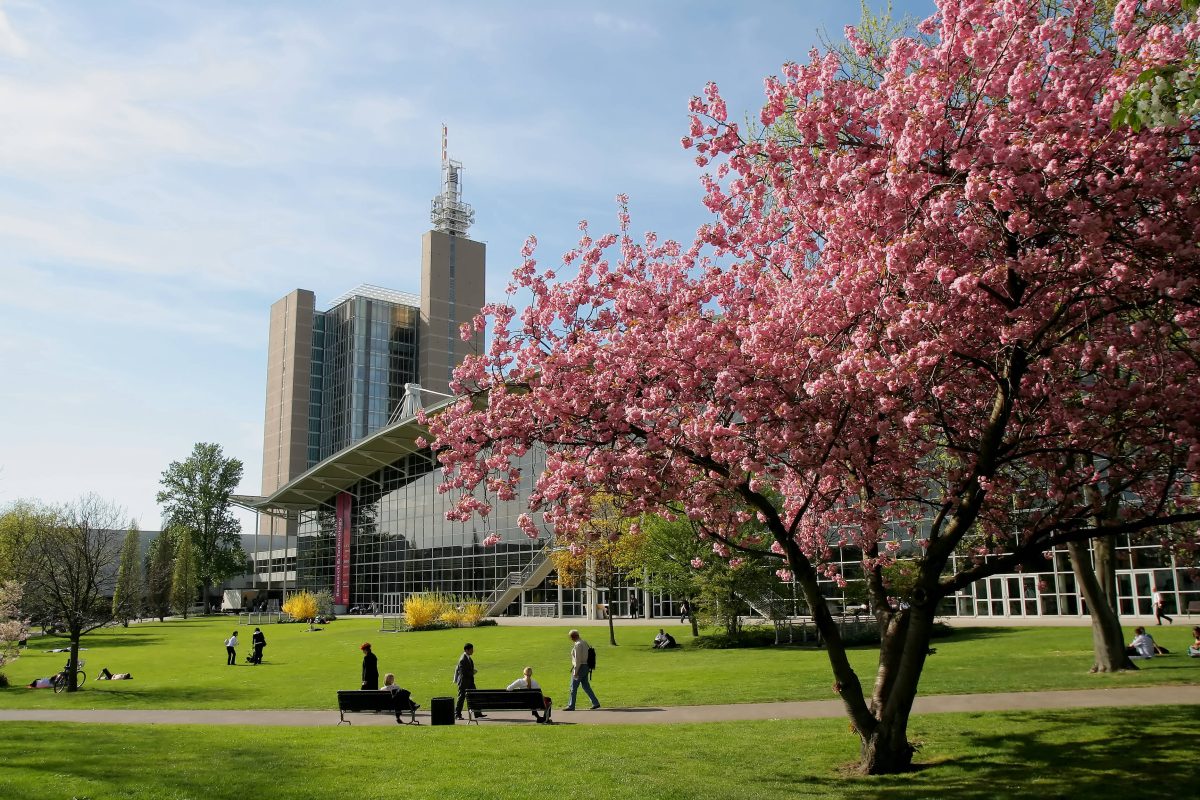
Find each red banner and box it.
[334,492,352,606]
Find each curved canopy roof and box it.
[234,393,463,518]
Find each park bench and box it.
[336,689,419,725]
[464,689,551,725]
[1186,600,1200,615]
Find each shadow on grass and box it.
[844,707,1197,800]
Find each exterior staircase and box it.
[483,543,555,616]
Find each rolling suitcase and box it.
[431,696,455,725]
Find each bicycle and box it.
[52,659,86,693]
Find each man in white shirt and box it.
[564,629,600,711]
[1126,626,1157,658]
[1152,589,1173,625]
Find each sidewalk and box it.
[2,685,1196,727]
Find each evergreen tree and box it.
[111,524,144,627]
[170,529,198,618]
[145,531,174,622]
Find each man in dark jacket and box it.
[453,643,483,720]
[360,642,379,690]
[250,628,267,665]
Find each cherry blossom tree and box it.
[428,0,1200,775]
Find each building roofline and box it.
[236,392,474,516]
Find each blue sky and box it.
[0,0,934,529]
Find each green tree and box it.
[156,443,246,613]
[550,495,638,646]
[0,500,41,585]
[111,525,144,627]
[170,528,199,618]
[19,496,124,692]
[145,531,174,622]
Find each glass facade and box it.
[313,296,419,463]
[295,449,552,610]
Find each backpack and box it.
[587,646,596,671]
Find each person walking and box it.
[454,643,482,720]
[224,631,238,666]
[564,629,600,711]
[250,627,267,665]
[678,600,691,624]
[360,642,379,690]
[1152,588,1173,625]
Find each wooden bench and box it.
[336,689,419,725]
[464,689,551,725]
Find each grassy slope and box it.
[1,707,1197,800]
[1,617,1197,710]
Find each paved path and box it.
[2,685,1196,727]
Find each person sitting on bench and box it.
[97,668,132,680]
[382,673,419,721]
[506,666,552,723]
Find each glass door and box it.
[1116,570,1155,616]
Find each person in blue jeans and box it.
[564,629,600,710]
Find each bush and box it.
[403,593,451,630]
[282,591,319,625]
[402,593,492,630]
[461,601,488,626]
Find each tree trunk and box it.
[1068,539,1136,672]
[606,585,618,646]
[67,632,82,693]
[855,605,935,774]
[688,605,699,637]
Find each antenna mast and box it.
[431,124,475,237]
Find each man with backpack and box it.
[564,629,600,711]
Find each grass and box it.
[1,617,1198,710]
[0,706,1196,799]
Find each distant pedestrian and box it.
[679,600,691,624]
[250,627,267,665]
[360,642,379,689]
[454,643,481,720]
[629,592,640,619]
[563,629,600,711]
[225,631,238,665]
[1153,589,1173,625]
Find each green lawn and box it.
[1,707,1196,799]
[1,616,1197,710]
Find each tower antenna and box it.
[431,124,474,236]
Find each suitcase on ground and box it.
[430,696,455,725]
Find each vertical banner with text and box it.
[334,492,352,606]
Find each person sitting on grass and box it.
[1188,626,1200,658]
[506,666,552,724]
[382,673,419,722]
[653,630,678,649]
[97,668,132,680]
[1126,626,1168,658]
